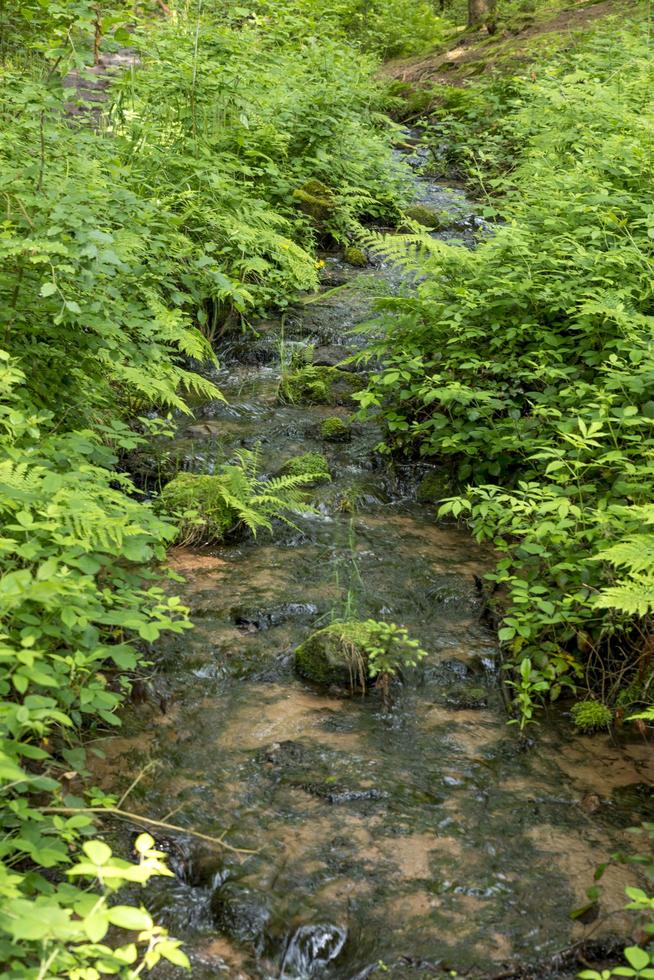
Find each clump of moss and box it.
[571,701,613,733]
[292,179,334,224]
[279,365,362,406]
[281,452,331,484]
[320,416,351,442]
[343,246,367,268]
[158,472,237,543]
[405,204,444,229]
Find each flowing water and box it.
[97,146,654,979]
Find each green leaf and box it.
[82,839,112,866]
[624,947,650,971]
[106,906,153,931]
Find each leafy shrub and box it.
[580,824,654,980]
[0,355,193,975]
[249,0,447,58]
[355,16,654,725]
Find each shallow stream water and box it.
[97,149,654,979]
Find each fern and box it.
[594,578,654,618]
[158,445,320,545]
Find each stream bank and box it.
[97,143,654,980]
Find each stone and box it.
[405,204,445,228]
[292,179,334,224]
[343,246,367,267]
[416,470,450,504]
[294,620,378,689]
[280,452,331,484]
[279,365,363,406]
[320,416,351,442]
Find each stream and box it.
[97,142,654,979]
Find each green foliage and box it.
[248,0,447,58]
[281,452,332,484]
[321,416,352,442]
[159,448,319,544]
[295,618,426,691]
[571,701,613,734]
[362,620,427,680]
[580,824,654,980]
[0,356,192,976]
[355,18,654,724]
[0,831,189,978]
[0,0,408,970]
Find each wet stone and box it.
[231,602,319,632]
[280,923,346,978]
[443,685,489,710]
[210,883,270,950]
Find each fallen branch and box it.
[43,805,258,855]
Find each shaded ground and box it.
[382,0,633,87]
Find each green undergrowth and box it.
[0,0,413,973]
[158,448,318,545]
[355,14,654,729]
[295,619,426,693]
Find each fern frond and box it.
[595,577,654,617]
[594,535,654,574]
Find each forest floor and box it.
[382,0,631,87]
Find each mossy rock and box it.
[320,416,351,442]
[292,179,334,224]
[343,246,367,268]
[405,204,446,229]
[281,452,331,484]
[444,685,488,710]
[295,621,378,689]
[279,365,362,406]
[416,470,450,504]
[158,472,238,542]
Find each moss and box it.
[571,701,613,733]
[405,204,445,229]
[416,470,450,504]
[343,246,367,268]
[279,365,362,406]
[281,452,331,484]
[158,472,237,543]
[292,179,334,224]
[320,416,351,442]
[295,620,378,688]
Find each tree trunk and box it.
[468,0,496,29]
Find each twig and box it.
[43,805,258,855]
[117,761,156,808]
